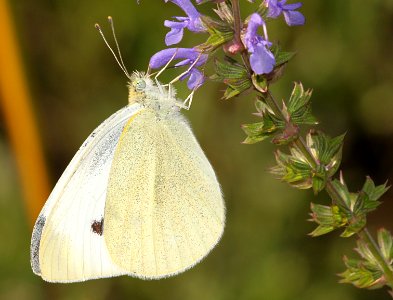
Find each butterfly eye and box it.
[134,79,146,91]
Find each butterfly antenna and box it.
[95,20,131,79]
[107,16,130,77]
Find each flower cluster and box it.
[149,0,207,90]
[149,0,304,90]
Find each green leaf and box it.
[340,215,366,237]
[213,2,234,25]
[242,118,278,144]
[242,122,264,136]
[271,150,313,189]
[242,98,286,144]
[222,79,253,100]
[361,177,390,212]
[339,232,392,290]
[329,179,353,212]
[309,203,346,237]
[327,179,366,236]
[256,2,269,17]
[312,173,327,194]
[339,256,385,289]
[287,82,311,113]
[271,123,299,145]
[326,176,390,237]
[242,135,271,144]
[306,131,345,177]
[213,58,252,99]
[252,74,268,92]
[213,57,248,79]
[287,82,318,126]
[270,44,296,66]
[275,50,296,66]
[377,228,393,262]
[350,177,389,216]
[199,16,234,52]
[308,131,345,165]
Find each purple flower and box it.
[266,0,305,26]
[164,0,205,46]
[149,48,208,89]
[195,0,225,3]
[244,13,275,75]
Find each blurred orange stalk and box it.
[0,0,50,227]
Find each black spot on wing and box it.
[91,218,104,236]
[30,215,46,274]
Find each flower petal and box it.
[149,48,207,69]
[164,19,188,29]
[165,27,185,46]
[166,0,200,19]
[267,0,282,18]
[245,13,267,51]
[283,10,305,26]
[282,2,302,10]
[175,58,192,67]
[246,13,264,39]
[187,68,204,90]
[250,43,275,75]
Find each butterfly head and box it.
[128,72,154,104]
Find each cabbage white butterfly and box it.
[30,18,225,283]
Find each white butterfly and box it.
[30,71,225,283]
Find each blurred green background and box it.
[1,0,393,299]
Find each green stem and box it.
[265,90,285,119]
[253,64,393,293]
[293,138,318,169]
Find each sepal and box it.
[287,82,317,125]
[199,16,234,52]
[270,148,313,189]
[309,203,347,237]
[271,44,296,67]
[327,176,389,237]
[242,100,284,144]
[212,57,252,99]
[307,130,345,178]
[270,131,345,192]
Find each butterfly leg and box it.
[153,48,179,82]
[168,52,203,86]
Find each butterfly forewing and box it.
[30,104,141,283]
[104,109,225,279]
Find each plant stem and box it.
[231,0,251,73]
[231,0,393,293]
[266,91,318,168]
[267,83,393,292]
